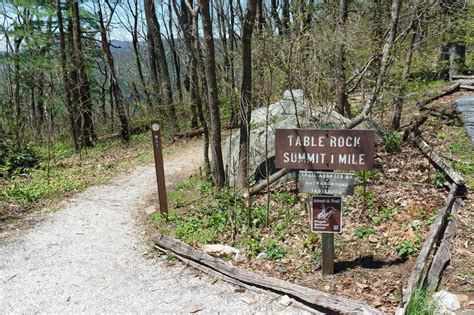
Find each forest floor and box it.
[0,138,301,313]
[150,91,474,313]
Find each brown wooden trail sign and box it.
[274,128,376,276]
[151,120,168,215]
[275,129,375,170]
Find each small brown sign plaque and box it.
[298,171,355,195]
[311,196,342,233]
[275,129,375,171]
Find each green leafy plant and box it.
[273,191,297,205]
[7,147,39,174]
[371,206,398,224]
[354,226,376,239]
[385,131,403,153]
[264,238,287,260]
[165,250,176,262]
[356,170,380,182]
[433,171,446,188]
[396,240,417,257]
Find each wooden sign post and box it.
[275,128,375,275]
[151,120,168,215]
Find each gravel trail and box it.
[0,139,296,313]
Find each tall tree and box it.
[334,0,350,117]
[237,0,258,190]
[70,0,96,147]
[55,0,79,153]
[345,0,402,129]
[118,0,153,109]
[200,0,225,188]
[95,0,130,141]
[144,0,180,135]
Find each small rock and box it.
[278,295,293,307]
[234,252,246,262]
[256,253,267,260]
[275,265,286,273]
[144,206,156,215]
[434,290,461,312]
[241,296,257,305]
[202,244,240,256]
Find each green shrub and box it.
[396,240,417,257]
[263,238,287,260]
[7,148,39,174]
[385,131,403,153]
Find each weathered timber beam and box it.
[425,196,461,290]
[418,83,460,108]
[154,234,382,314]
[154,244,324,314]
[398,184,459,313]
[414,136,465,187]
[247,168,290,197]
[451,75,474,80]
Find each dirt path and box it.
[0,139,296,313]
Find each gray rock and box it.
[234,252,246,262]
[223,90,371,187]
[144,206,156,215]
[275,265,286,273]
[201,244,240,256]
[256,253,267,260]
[434,290,461,312]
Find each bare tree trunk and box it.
[96,0,130,141]
[13,37,23,149]
[97,60,108,123]
[335,0,350,117]
[345,0,402,129]
[167,0,183,102]
[237,0,258,190]
[271,0,284,35]
[282,0,290,34]
[391,17,419,130]
[70,0,96,147]
[174,0,199,129]
[200,0,225,188]
[144,0,180,135]
[228,0,238,127]
[184,0,212,177]
[127,0,153,108]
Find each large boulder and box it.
[223,90,371,187]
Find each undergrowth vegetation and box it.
[0,132,156,222]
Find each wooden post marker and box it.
[274,128,375,276]
[322,233,335,274]
[151,120,168,215]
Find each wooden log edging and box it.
[425,195,461,290]
[397,184,459,313]
[154,234,382,315]
[414,136,466,188]
[399,134,467,313]
[247,168,290,197]
[154,244,325,315]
